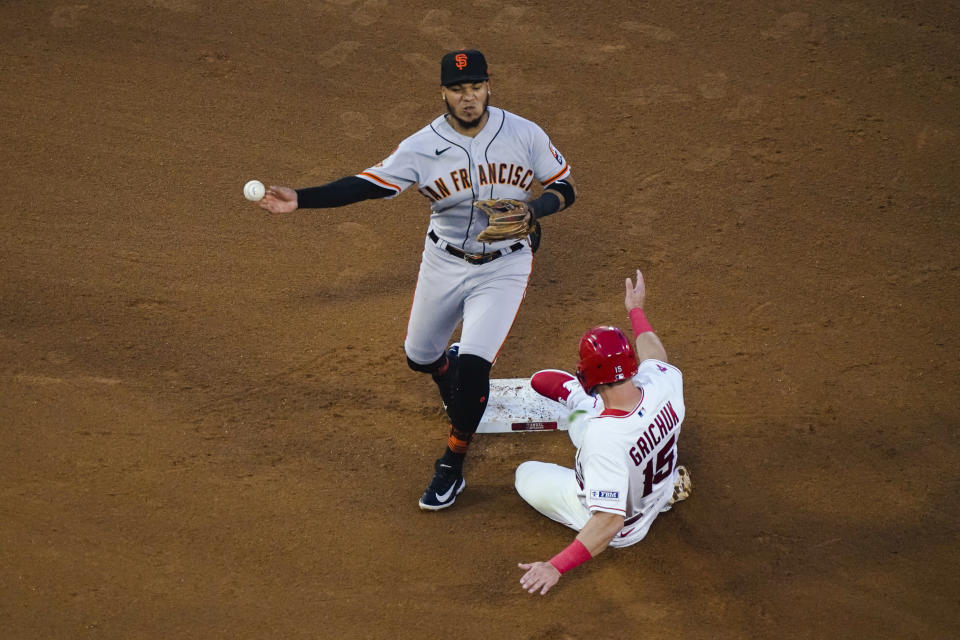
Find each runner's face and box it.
[442,81,490,129]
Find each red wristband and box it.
[549,539,592,574]
[629,307,654,335]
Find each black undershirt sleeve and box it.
[296,176,394,208]
[528,179,575,219]
[528,192,561,219]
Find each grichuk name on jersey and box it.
[629,401,680,465]
[418,162,534,202]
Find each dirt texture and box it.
[2,1,958,639]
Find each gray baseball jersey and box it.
[358,106,571,363]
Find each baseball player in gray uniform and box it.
[253,50,577,510]
[514,269,691,594]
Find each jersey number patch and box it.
[641,434,676,497]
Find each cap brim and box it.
[442,75,489,86]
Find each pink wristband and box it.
[629,307,654,335]
[549,539,592,574]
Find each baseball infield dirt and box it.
[1,1,957,638]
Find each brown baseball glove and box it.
[474,199,535,243]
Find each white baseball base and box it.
[476,378,569,433]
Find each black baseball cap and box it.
[441,50,489,86]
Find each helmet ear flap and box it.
[575,367,591,395]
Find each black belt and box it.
[428,230,525,265]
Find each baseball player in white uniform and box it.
[253,50,576,510]
[515,269,692,595]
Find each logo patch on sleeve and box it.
[590,490,619,500]
[549,142,564,166]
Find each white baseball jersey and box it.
[355,106,571,364]
[575,359,685,545]
[514,359,685,547]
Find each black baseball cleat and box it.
[418,459,466,511]
[434,343,460,421]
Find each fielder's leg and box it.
[404,246,472,510]
[417,353,491,510]
[404,241,468,419]
[443,248,530,462]
[406,346,459,420]
[439,353,491,468]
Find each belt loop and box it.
[428,229,448,251]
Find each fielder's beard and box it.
[446,94,490,131]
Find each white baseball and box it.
[243,179,265,201]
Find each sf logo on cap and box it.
[455,53,468,70]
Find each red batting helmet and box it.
[575,326,639,395]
